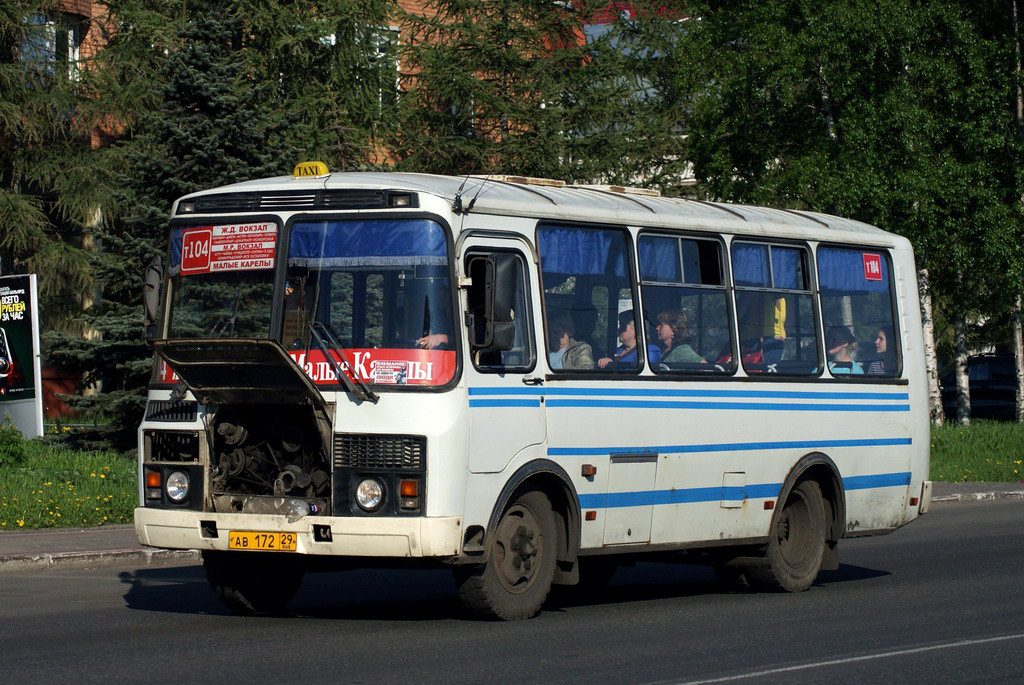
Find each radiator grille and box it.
[145,400,198,422]
[334,434,426,470]
[145,430,201,462]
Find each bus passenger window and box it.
[537,224,636,373]
[732,242,819,375]
[817,247,900,378]
[638,234,732,374]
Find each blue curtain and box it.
[638,236,681,282]
[771,247,803,290]
[538,225,628,277]
[288,219,447,267]
[817,247,890,294]
[732,243,769,287]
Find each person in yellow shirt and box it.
[761,295,786,364]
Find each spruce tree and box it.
[394,0,689,186]
[0,3,118,326]
[50,0,398,448]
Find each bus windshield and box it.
[284,218,456,388]
[166,222,278,338]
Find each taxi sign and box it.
[293,161,329,178]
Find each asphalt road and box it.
[1,500,1022,683]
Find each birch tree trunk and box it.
[953,273,971,425]
[953,310,971,425]
[918,266,944,426]
[1014,296,1024,423]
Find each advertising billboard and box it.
[0,274,43,437]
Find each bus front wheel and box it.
[202,550,305,614]
[751,479,827,592]
[455,490,557,620]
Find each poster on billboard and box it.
[0,274,43,438]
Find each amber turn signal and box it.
[400,479,419,497]
[146,472,161,488]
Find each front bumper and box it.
[135,508,462,558]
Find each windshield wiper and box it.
[308,321,378,403]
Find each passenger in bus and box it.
[417,333,449,349]
[597,310,661,368]
[655,310,705,366]
[826,325,864,375]
[866,325,896,375]
[737,294,786,364]
[548,315,595,370]
[416,290,454,349]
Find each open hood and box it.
[154,339,327,410]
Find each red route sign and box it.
[863,253,882,281]
[180,223,277,275]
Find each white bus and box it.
[136,162,931,619]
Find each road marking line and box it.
[680,633,1024,683]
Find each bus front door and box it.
[462,237,546,475]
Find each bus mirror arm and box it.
[143,255,163,342]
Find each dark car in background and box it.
[940,354,1018,420]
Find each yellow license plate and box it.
[227,531,297,551]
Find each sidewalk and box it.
[1,482,1022,574]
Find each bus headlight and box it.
[165,470,190,503]
[355,478,384,512]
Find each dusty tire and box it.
[749,480,827,592]
[455,490,557,620]
[203,550,305,614]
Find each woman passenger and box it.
[865,325,896,375]
[655,310,705,365]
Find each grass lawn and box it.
[0,440,136,530]
[930,420,1024,483]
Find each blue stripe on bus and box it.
[469,386,909,401]
[468,399,542,408]
[545,399,909,412]
[548,437,912,457]
[843,472,913,490]
[576,471,911,509]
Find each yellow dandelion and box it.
[99,474,106,479]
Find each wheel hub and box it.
[494,505,542,593]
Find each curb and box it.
[0,548,200,574]
[932,490,1024,503]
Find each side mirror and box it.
[488,253,518,352]
[466,253,519,353]
[143,255,164,341]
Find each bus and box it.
[136,162,931,619]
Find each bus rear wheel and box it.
[750,479,827,592]
[202,550,305,614]
[455,490,557,620]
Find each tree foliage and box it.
[678,0,1024,374]
[394,0,691,185]
[47,0,398,448]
